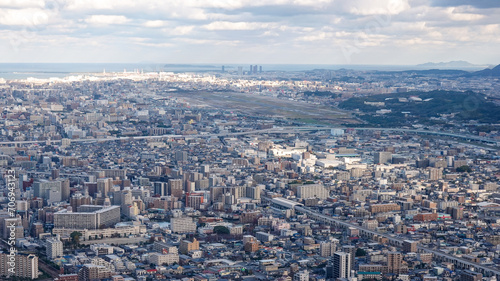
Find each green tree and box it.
[70,231,82,246]
[213,226,230,235]
[356,248,367,257]
[456,165,471,173]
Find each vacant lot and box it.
[172,91,360,125]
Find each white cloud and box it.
[447,8,485,21]
[0,8,50,26]
[347,0,410,15]
[143,20,168,28]
[203,21,273,30]
[85,15,129,25]
[0,0,45,9]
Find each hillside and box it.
[339,90,500,127]
[468,64,500,77]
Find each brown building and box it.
[369,203,400,214]
[452,207,464,220]
[387,252,408,274]
[244,241,259,253]
[403,240,418,253]
[414,213,438,222]
[460,270,482,281]
[0,253,38,279]
[179,238,200,254]
[78,264,112,281]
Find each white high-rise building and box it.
[332,252,351,279]
[46,237,63,258]
[297,184,328,199]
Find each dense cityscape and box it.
[0,64,499,281]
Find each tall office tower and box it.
[387,251,403,274]
[374,151,392,164]
[249,65,253,74]
[175,151,188,163]
[168,179,183,199]
[238,66,243,76]
[331,252,351,279]
[153,182,168,196]
[221,65,225,72]
[259,66,262,73]
[253,65,258,74]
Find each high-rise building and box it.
[403,240,417,253]
[374,152,392,164]
[153,182,168,196]
[168,179,183,198]
[387,251,403,274]
[78,264,112,281]
[179,238,200,254]
[429,168,442,181]
[97,178,113,198]
[175,151,188,162]
[46,236,64,258]
[54,205,120,230]
[342,245,356,268]
[33,179,69,204]
[247,185,262,200]
[0,253,38,279]
[319,241,337,257]
[296,184,329,199]
[331,252,351,279]
[171,217,197,233]
[452,206,464,220]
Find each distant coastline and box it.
[0,62,487,80]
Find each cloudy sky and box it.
[0,0,499,65]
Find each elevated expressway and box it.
[294,205,500,278]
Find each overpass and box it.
[0,126,496,148]
[294,206,500,278]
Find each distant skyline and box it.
[1,0,499,65]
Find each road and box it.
[295,206,500,278]
[0,126,497,147]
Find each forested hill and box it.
[339,90,500,126]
